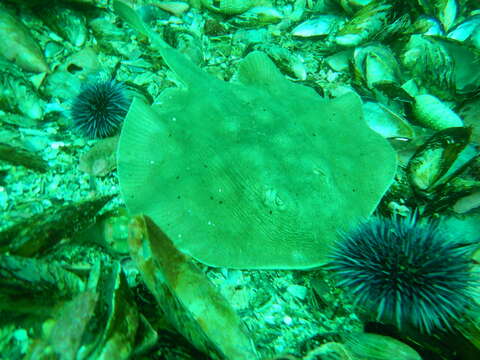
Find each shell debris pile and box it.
[0,0,480,359]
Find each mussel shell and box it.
[401,34,455,100]
[344,333,422,360]
[417,0,458,32]
[335,3,393,47]
[0,4,49,73]
[363,101,414,139]
[412,94,463,131]
[406,126,471,195]
[352,43,402,90]
[402,35,480,97]
[438,38,480,95]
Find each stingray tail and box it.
[113,0,209,88]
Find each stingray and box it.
[114,1,397,269]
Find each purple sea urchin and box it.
[71,80,130,139]
[328,216,478,334]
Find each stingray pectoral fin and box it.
[237,51,319,100]
[117,98,169,213]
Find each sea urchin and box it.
[328,216,477,334]
[71,80,130,139]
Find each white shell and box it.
[363,102,414,139]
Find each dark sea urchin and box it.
[71,80,130,139]
[328,216,478,334]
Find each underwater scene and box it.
[1,0,480,359]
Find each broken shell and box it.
[406,127,471,194]
[62,47,102,79]
[231,6,283,27]
[291,15,346,38]
[412,94,463,131]
[257,45,307,80]
[363,101,414,139]
[200,0,264,15]
[352,43,402,90]
[0,4,49,73]
[335,2,393,47]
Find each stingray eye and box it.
[263,188,286,211]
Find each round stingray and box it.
[117,50,397,269]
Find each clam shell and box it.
[128,216,259,359]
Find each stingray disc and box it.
[116,32,397,270]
